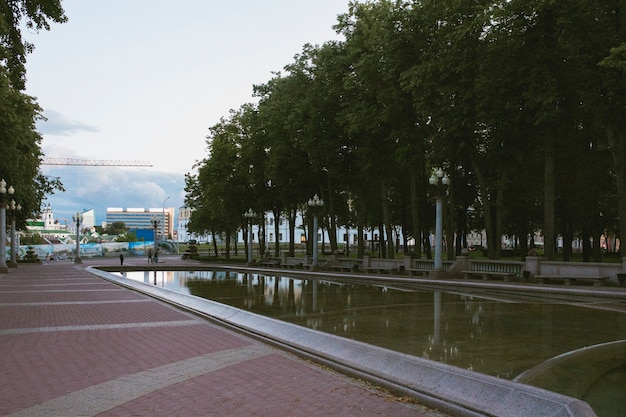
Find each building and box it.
[106,207,175,240]
[24,205,96,244]
[177,206,211,243]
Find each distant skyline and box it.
[22,0,348,224]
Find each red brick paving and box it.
[0,256,449,417]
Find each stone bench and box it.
[281,261,304,269]
[364,267,391,274]
[462,270,515,281]
[260,260,281,268]
[535,275,608,287]
[331,264,358,272]
[406,268,433,276]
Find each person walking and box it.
[119,253,125,265]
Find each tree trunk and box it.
[381,184,394,259]
[259,216,266,257]
[288,207,296,257]
[582,229,591,262]
[470,159,497,259]
[607,127,626,257]
[409,171,422,257]
[273,208,280,257]
[212,231,218,256]
[224,229,231,259]
[543,135,556,260]
[424,227,432,259]
[593,229,602,263]
[562,222,573,261]
[326,190,338,253]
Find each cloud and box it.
[37,109,99,136]
[41,164,185,225]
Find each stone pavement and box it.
[0,255,451,417]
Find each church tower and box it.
[44,204,55,229]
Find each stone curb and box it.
[88,266,598,417]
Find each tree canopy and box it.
[186,0,626,260]
[0,0,66,224]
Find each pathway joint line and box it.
[6,344,276,417]
[0,320,205,335]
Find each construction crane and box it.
[42,158,152,167]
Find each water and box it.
[118,269,626,416]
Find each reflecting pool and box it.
[116,269,626,416]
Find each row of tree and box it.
[0,1,66,228]
[185,0,626,261]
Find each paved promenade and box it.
[0,255,450,417]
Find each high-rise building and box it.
[106,207,174,239]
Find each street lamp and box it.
[151,216,160,262]
[244,208,255,264]
[7,199,21,268]
[0,179,15,273]
[429,168,450,271]
[73,211,83,264]
[307,194,324,268]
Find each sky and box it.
[22,0,348,226]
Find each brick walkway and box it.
[0,255,450,417]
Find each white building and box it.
[177,206,211,243]
[177,206,392,250]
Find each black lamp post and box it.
[244,208,255,264]
[151,216,160,262]
[73,212,83,264]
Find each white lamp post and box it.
[7,199,21,268]
[244,208,255,264]
[307,194,324,268]
[73,211,83,264]
[429,168,450,271]
[0,179,14,273]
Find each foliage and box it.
[185,0,626,260]
[21,246,40,263]
[0,0,67,90]
[115,230,137,243]
[105,221,127,235]
[0,0,67,226]
[20,232,44,245]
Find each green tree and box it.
[106,221,127,235]
[0,0,67,90]
[0,0,66,224]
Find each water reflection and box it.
[116,269,626,381]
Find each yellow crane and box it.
[42,158,152,167]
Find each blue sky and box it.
[23,0,347,225]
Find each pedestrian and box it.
[119,253,124,265]
[153,252,158,264]
[147,248,153,263]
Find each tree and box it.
[106,221,127,235]
[0,0,67,90]
[0,0,66,224]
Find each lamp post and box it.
[429,168,450,271]
[307,194,324,268]
[73,212,83,264]
[0,180,15,273]
[7,199,21,268]
[151,216,160,261]
[244,208,255,264]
